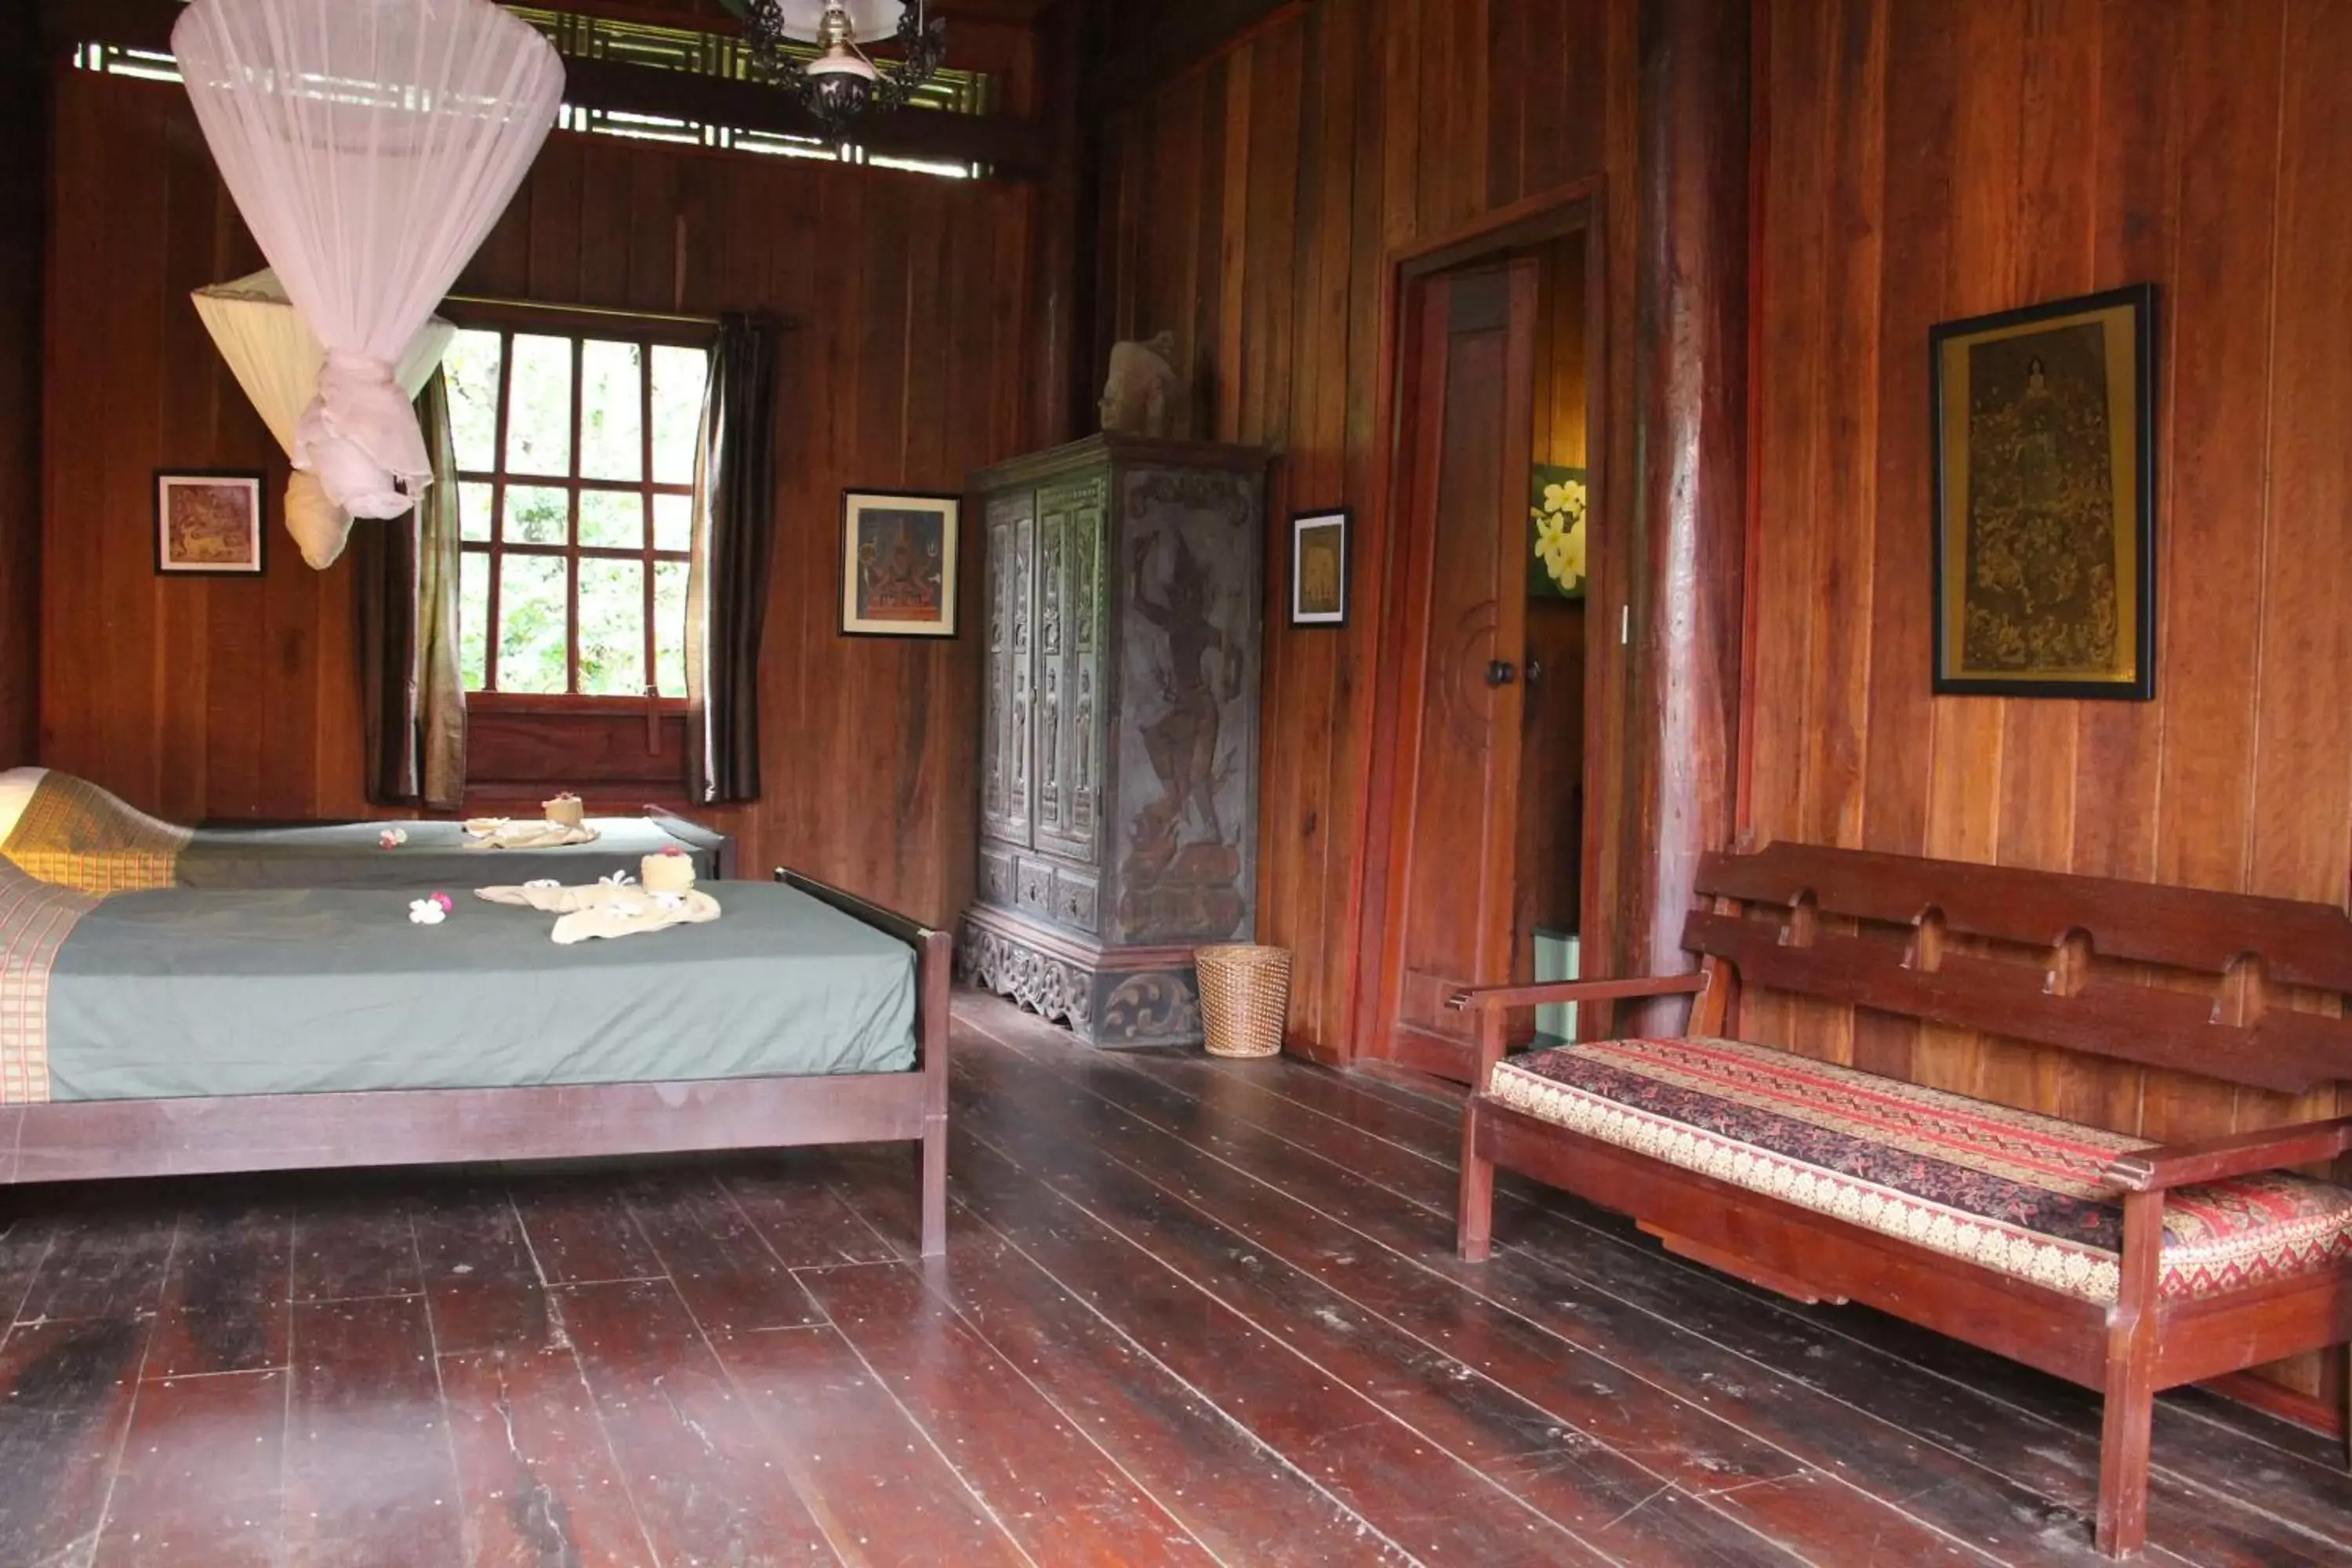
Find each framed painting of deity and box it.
[840,490,960,638]
[154,469,267,577]
[1929,284,2158,699]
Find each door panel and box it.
[1372,263,1540,1080]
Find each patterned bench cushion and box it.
[1490,1036,2352,1303]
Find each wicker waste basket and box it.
[1196,944,1293,1058]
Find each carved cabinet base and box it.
[960,906,1206,1049]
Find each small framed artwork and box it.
[840,490,960,638]
[154,470,267,577]
[1530,465,1588,600]
[1930,283,2158,699]
[1290,510,1350,626]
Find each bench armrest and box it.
[2100,1116,2352,1193]
[1448,975,1708,1014]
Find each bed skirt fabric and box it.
[0,863,101,1105]
[1490,1036,2352,1304]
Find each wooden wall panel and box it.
[1748,0,2352,1407]
[0,15,45,770]
[1094,0,1639,1060]
[41,70,1035,927]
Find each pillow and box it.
[0,767,46,847]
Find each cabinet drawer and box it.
[1015,858,1054,916]
[1051,867,1100,935]
[978,846,1016,907]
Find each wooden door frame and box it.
[1341,179,1608,1071]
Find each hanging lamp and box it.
[731,1,946,133]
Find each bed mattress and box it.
[0,768,728,892]
[22,877,914,1103]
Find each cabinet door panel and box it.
[981,493,1036,848]
[1035,476,1106,869]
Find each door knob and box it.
[1486,660,1518,688]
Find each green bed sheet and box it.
[45,879,914,1102]
[174,816,724,890]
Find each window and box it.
[441,322,711,702]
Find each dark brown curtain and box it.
[687,313,782,805]
[360,370,466,808]
[356,492,419,807]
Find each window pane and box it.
[579,340,644,481]
[503,485,570,545]
[651,345,708,485]
[459,550,490,691]
[579,489,644,550]
[444,330,503,473]
[496,555,569,694]
[578,558,645,696]
[505,334,574,477]
[654,561,690,698]
[652,492,694,553]
[458,481,494,543]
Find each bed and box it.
[0,857,949,1254]
[0,768,736,891]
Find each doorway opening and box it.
[1354,197,1602,1083]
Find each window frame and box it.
[440,302,717,712]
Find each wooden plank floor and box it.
[0,988,2345,1566]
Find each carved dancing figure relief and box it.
[1131,531,1242,848]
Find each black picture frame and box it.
[838,489,962,640]
[154,469,268,578]
[1929,283,2158,700]
[1290,508,1351,628]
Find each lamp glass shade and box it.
[764,1,908,43]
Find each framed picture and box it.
[840,490,960,638]
[1530,465,1588,600]
[155,470,267,577]
[1930,284,2158,699]
[1290,510,1350,626]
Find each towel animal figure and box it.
[462,817,602,850]
[475,879,720,944]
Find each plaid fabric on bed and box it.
[0,860,100,1105]
[1492,1036,2352,1303]
[1,771,191,894]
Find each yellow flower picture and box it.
[1529,465,1588,599]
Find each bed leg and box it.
[1459,1096,1495,1263]
[918,1116,949,1258]
[2096,1190,2161,1559]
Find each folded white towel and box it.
[474,880,720,944]
[462,818,602,851]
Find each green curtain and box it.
[359,370,466,809]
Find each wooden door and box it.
[1368,262,1541,1081]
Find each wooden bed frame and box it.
[0,866,950,1257]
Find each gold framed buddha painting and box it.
[1929,284,2158,699]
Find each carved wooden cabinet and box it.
[960,435,1267,1047]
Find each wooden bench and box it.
[1454,843,2352,1559]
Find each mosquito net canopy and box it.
[172,0,563,523]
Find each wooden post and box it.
[0,0,45,770]
[1626,0,1750,1033]
[1457,1004,1508,1262]
[2096,1188,2164,1557]
[1032,0,1099,448]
